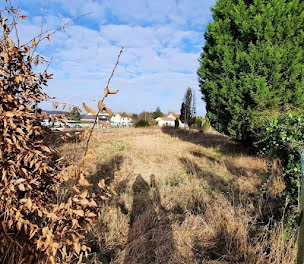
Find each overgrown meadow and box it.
[0,0,302,263]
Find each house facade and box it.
[155,116,175,126]
[110,114,132,127]
[155,111,184,127]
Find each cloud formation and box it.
[17,0,216,115]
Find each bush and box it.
[135,120,150,128]
[194,117,203,127]
[203,116,210,132]
[0,6,115,263]
[149,120,158,126]
[255,111,304,210]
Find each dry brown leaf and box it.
[83,102,89,111]
[86,212,97,218]
[31,38,36,47]
[97,100,105,112]
[16,221,22,231]
[77,252,83,264]
[74,242,80,255]
[104,86,109,97]
[98,179,105,189]
[18,184,26,191]
[78,175,92,187]
[88,108,96,115]
[52,102,58,109]
[105,108,114,116]
[5,112,15,117]
[41,146,52,153]
[108,89,119,94]
[99,120,112,127]
[6,37,13,47]
[74,210,84,217]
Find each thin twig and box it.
[44,56,53,72]
[8,0,20,47]
[31,0,45,57]
[40,0,45,39]
[105,47,123,91]
[83,47,123,157]
[23,12,93,48]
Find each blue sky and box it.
[14,0,216,115]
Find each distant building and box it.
[111,113,132,127]
[155,116,176,127]
[81,111,110,122]
[155,111,184,127]
[80,112,111,128]
[168,113,180,120]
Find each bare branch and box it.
[40,0,46,38]
[105,47,124,96]
[31,0,46,56]
[23,12,93,49]
[83,47,124,157]
[7,0,20,47]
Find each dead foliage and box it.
[0,3,121,263]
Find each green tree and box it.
[198,0,304,146]
[180,87,193,127]
[138,111,153,122]
[198,0,304,217]
[134,120,150,128]
[153,106,164,119]
[69,106,81,121]
[132,113,139,121]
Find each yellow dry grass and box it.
[57,127,296,263]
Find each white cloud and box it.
[15,0,214,116]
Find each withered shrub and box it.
[0,4,116,264]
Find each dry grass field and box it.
[53,127,295,264]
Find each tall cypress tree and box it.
[180,87,193,126]
[198,0,304,145]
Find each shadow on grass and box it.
[161,127,244,155]
[180,156,284,229]
[189,150,267,179]
[179,157,242,203]
[87,155,124,194]
[85,155,125,261]
[124,174,176,264]
[224,159,267,178]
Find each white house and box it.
[111,114,132,127]
[155,112,184,127]
[155,116,176,127]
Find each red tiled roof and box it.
[159,117,175,121]
[120,113,130,118]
